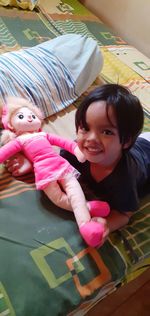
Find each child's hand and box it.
[5,153,33,176]
[74,146,86,163]
[92,217,110,246]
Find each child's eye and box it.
[32,114,36,119]
[79,124,89,131]
[79,127,89,133]
[102,129,114,135]
[18,114,24,119]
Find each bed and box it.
[0,1,149,315]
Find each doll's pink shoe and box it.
[88,200,110,218]
[79,221,105,247]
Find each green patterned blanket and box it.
[0,1,150,315]
[0,167,149,316]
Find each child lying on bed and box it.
[4,84,150,243]
[0,97,110,247]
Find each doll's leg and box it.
[61,177,105,247]
[76,176,110,217]
[59,178,110,220]
[61,177,91,226]
[44,181,72,211]
[44,180,110,217]
[87,201,110,217]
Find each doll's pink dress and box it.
[0,132,80,189]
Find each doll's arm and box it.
[73,146,86,162]
[0,139,21,163]
[47,134,86,162]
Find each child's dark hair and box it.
[75,84,144,148]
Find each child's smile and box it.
[83,144,104,156]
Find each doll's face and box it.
[9,106,42,134]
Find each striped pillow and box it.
[0,35,103,118]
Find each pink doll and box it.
[0,97,110,247]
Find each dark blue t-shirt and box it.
[60,137,150,213]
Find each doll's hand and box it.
[74,146,86,163]
[5,153,33,176]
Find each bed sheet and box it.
[0,1,150,316]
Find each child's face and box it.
[10,106,41,134]
[77,101,124,167]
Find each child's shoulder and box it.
[128,136,150,177]
[130,136,150,158]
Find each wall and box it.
[80,0,150,58]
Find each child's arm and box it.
[93,210,132,245]
[106,210,132,233]
[47,133,85,162]
[0,139,21,163]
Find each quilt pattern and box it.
[0,1,150,315]
[0,165,149,315]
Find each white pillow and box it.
[0,34,103,118]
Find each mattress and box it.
[0,1,150,315]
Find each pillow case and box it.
[0,34,103,118]
[0,0,39,10]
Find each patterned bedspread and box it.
[0,1,150,315]
[0,167,149,316]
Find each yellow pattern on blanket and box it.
[0,0,39,10]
